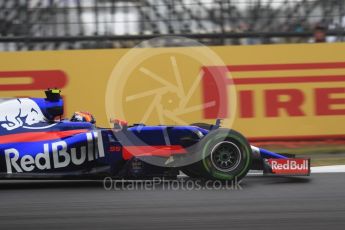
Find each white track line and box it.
[311,165,345,173]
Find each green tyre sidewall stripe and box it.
[200,129,252,181]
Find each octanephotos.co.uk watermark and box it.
[103,177,243,191]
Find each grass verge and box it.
[253,143,345,166]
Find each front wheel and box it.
[183,129,252,181]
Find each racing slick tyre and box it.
[184,128,252,181]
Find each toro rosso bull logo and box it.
[0,98,49,131]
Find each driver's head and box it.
[71,111,96,124]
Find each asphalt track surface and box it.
[0,173,344,230]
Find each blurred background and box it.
[0,0,345,51]
[0,0,344,166]
[0,3,344,229]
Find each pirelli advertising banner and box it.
[0,42,344,141]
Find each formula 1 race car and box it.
[0,89,310,180]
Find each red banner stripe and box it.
[226,62,345,72]
[228,75,345,85]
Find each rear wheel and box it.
[183,128,252,181]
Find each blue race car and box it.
[0,89,310,180]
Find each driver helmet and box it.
[71,111,96,124]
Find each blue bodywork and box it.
[0,92,288,178]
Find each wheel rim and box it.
[210,141,242,172]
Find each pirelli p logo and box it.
[0,70,68,91]
[0,70,68,113]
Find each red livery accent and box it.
[122,145,187,160]
[0,129,89,144]
[266,158,310,175]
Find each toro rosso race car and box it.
[0,90,310,181]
